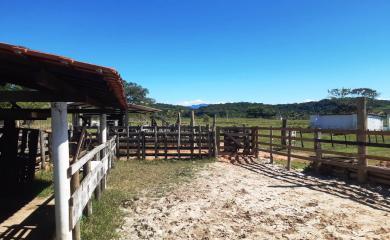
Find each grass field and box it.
[80,159,213,240]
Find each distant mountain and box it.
[152,98,390,119]
[189,104,209,109]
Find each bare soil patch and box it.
[118,160,390,240]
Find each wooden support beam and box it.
[51,102,71,240]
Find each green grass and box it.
[80,158,214,240]
[33,170,54,197]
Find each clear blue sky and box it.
[1,0,389,105]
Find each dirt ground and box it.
[117,159,390,240]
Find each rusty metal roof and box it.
[0,42,127,109]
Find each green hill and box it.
[153,98,390,120]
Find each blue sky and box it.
[1,0,389,105]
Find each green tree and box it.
[123,81,155,104]
[350,88,380,99]
[328,88,351,98]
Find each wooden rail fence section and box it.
[246,126,390,185]
[111,126,216,159]
[68,136,117,238]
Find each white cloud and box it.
[177,99,208,106]
[177,99,228,106]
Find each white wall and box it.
[310,114,357,130]
[310,114,384,130]
[367,115,384,131]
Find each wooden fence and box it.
[254,127,390,185]
[111,126,216,159]
[68,135,116,239]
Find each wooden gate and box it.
[217,127,258,157]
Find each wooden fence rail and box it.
[254,127,390,185]
[111,126,215,160]
[68,136,116,238]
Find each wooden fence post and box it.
[198,126,202,158]
[177,112,181,159]
[116,130,120,159]
[39,130,46,170]
[281,118,287,148]
[313,128,322,173]
[83,158,92,217]
[269,126,274,164]
[154,126,158,159]
[216,126,220,157]
[287,130,292,170]
[213,115,218,158]
[357,97,368,183]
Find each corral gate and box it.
[217,127,259,157]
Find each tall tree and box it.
[350,88,380,99]
[328,88,351,98]
[123,81,155,104]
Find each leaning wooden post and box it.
[313,128,322,173]
[100,114,107,191]
[39,130,46,170]
[357,97,368,183]
[269,126,274,164]
[51,102,71,240]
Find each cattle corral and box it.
[0,42,390,240]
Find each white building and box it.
[310,114,384,131]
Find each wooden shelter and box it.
[0,42,157,240]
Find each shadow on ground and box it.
[225,155,390,212]
[0,180,54,240]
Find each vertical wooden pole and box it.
[287,130,292,170]
[94,151,101,200]
[190,111,195,159]
[251,127,256,155]
[212,115,218,158]
[281,118,287,147]
[137,128,141,159]
[70,127,86,240]
[40,130,46,170]
[142,131,146,160]
[154,126,158,159]
[357,97,368,183]
[190,110,195,128]
[314,129,322,173]
[116,130,120,159]
[177,112,181,159]
[164,133,168,160]
[269,126,273,164]
[51,102,71,240]
[255,127,259,158]
[216,126,220,157]
[83,159,92,217]
[198,126,202,158]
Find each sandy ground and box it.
[118,159,390,240]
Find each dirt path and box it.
[118,160,390,240]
